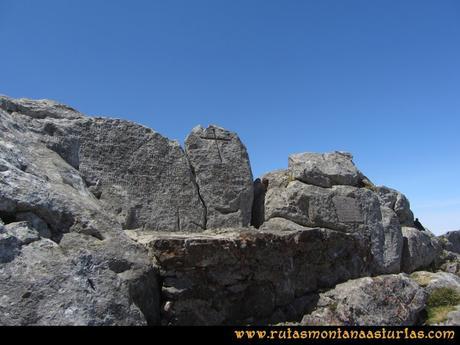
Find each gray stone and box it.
[444,307,460,326]
[379,206,403,274]
[401,227,442,273]
[410,271,460,293]
[1,95,206,232]
[410,271,460,325]
[0,103,161,325]
[0,230,21,264]
[4,222,41,245]
[185,125,254,229]
[288,151,364,188]
[301,274,426,326]
[376,186,414,226]
[15,212,51,238]
[436,251,460,276]
[263,176,402,274]
[77,118,206,231]
[0,96,84,120]
[439,230,460,254]
[0,233,160,325]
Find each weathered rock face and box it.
[439,230,460,255]
[77,119,206,231]
[436,251,460,277]
[262,165,403,274]
[0,102,161,325]
[401,227,442,273]
[185,125,254,229]
[301,274,427,326]
[127,224,370,325]
[375,186,414,226]
[0,227,159,325]
[288,151,364,188]
[0,96,206,232]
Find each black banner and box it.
[1,326,458,344]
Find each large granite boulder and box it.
[127,222,370,325]
[288,151,364,188]
[0,104,160,325]
[77,119,206,231]
[375,186,414,226]
[262,169,403,274]
[0,226,159,325]
[401,227,442,273]
[185,125,253,228]
[301,274,427,326]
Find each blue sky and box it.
[1,0,459,234]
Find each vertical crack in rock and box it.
[185,152,207,230]
[184,125,254,228]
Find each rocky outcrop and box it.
[185,125,253,229]
[262,157,403,275]
[1,95,457,326]
[0,99,161,325]
[300,274,427,326]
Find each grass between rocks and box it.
[410,272,433,287]
[425,287,460,325]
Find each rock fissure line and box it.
[184,151,207,230]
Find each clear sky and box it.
[1,0,459,234]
